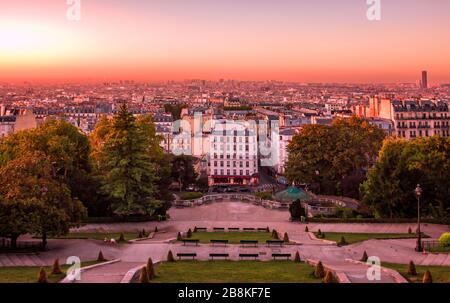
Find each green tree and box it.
[285,117,385,195]
[172,155,198,192]
[289,199,306,220]
[361,137,450,218]
[0,153,86,249]
[99,104,158,216]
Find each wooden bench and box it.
[272,253,291,260]
[195,227,207,232]
[266,240,284,247]
[243,228,256,231]
[213,227,225,232]
[240,240,258,247]
[210,239,228,247]
[177,253,197,260]
[239,253,259,260]
[182,239,200,246]
[257,228,268,232]
[209,253,229,260]
[228,228,240,231]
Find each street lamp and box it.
[415,184,423,252]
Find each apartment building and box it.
[207,120,259,186]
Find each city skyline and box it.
[1,0,450,84]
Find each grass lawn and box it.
[151,261,321,283]
[53,232,140,242]
[184,232,275,244]
[314,232,427,245]
[0,260,101,283]
[382,262,450,283]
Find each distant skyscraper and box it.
[421,71,428,89]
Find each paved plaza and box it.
[1,201,449,283]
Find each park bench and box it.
[228,228,240,231]
[195,227,207,232]
[272,253,291,260]
[209,253,229,260]
[266,240,284,247]
[182,239,200,246]
[177,253,197,260]
[240,240,258,248]
[239,253,259,260]
[210,239,229,247]
[213,227,225,232]
[257,228,268,232]
[243,228,256,231]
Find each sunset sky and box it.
[1,0,450,83]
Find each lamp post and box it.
[415,184,423,252]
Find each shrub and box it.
[154,226,158,233]
[180,192,203,200]
[254,191,273,200]
[323,271,334,283]
[37,268,48,283]
[408,227,412,234]
[407,261,417,276]
[139,267,149,283]
[194,227,198,233]
[294,251,301,263]
[51,258,62,275]
[360,251,368,262]
[289,199,306,220]
[138,231,143,238]
[314,261,325,279]
[97,250,106,262]
[272,229,279,240]
[338,236,347,246]
[266,226,270,233]
[167,250,175,262]
[142,229,147,237]
[439,233,450,247]
[118,233,126,242]
[187,229,192,238]
[317,229,322,237]
[283,233,290,243]
[422,270,432,283]
[146,258,155,280]
[305,226,309,232]
[177,232,182,241]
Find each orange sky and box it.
[1,0,450,83]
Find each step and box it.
[0,255,15,267]
[433,254,448,266]
[420,253,438,266]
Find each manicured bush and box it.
[305,226,309,232]
[187,229,192,238]
[97,250,106,262]
[180,192,203,200]
[139,266,149,283]
[118,233,126,242]
[360,251,369,262]
[51,258,62,275]
[408,227,412,234]
[167,250,175,262]
[294,251,301,263]
[323,271,334,283]
[37,268,48,283]
[338,236,347,246]
[422,270,432,283]
[283,233,290,243]
[177,232,182,241]
[138,231,143,238]
[266,226,270,233]
[146,258,155,280]
[407,261,417,276]
[439,233,450,247]
[317,229,322,237]
[154,226,158,233]
[314,261,325,279]
[272,229,279,240]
